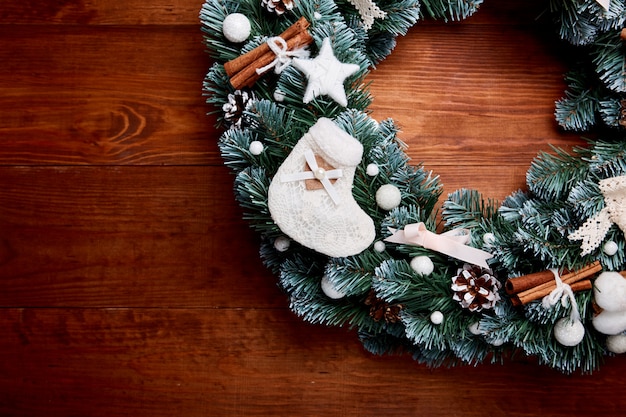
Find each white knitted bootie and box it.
[268,117,375,257]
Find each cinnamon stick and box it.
[505,269,558,294]
[228,31,313,89]
[512,261,602,305]
[224,17,311,77]
[510,279,593,307]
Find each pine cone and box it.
[261,0,294,15]
[364,289,403,323]
[451,264,501,312]
[222,89,255,128]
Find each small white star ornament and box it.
[292,37,360,107]
[596,0,610,10]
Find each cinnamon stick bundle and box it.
[506,261,601,306]
[224,17,313,89]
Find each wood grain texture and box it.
[0,0,625,416]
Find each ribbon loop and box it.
[256,36,310,75]
[542,268,581,322]
[385,222,493,268]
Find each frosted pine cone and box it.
[261,0,294,15]
[451,264,501,312]
[222,89,255,128]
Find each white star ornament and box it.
[291,37,360,107]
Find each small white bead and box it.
[273,236,290,252]
[373,241,386,252]
[366,163,379,176]
[468,322,484,335]
[222,13,251,43]
[313,12,322,20]
[314,167,326,180]
[430,311,444,325]
[375,184,402,210]
[249,140,264,155]
[483,233,496,245]
[273,90,285,102]
[554,317,585,347]
[321,275,345,299]
[603,240,619,256]
[490,338,505,347]
[410,256,434,276]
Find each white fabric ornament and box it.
[268,118,375,257]
[222,13,252,43]
[292,37,360,107]
[568,175,626,256]
[346,0,387,31]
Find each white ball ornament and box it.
[273,236,290,252]
[606,334,626,354]
[554,318,585,347]
[483,232,496,245]
[273,90,285,102]
[373,241,386,253]
[468,322,484,335]
[321,275,346,299]
[410,256,434,276]
[430,311,444,325]
[490,338,505,347]
[375,184,402,210]
[249,140,264,155]
[603,240,619,256]
[366,163,379,176]
[222,13,251,43]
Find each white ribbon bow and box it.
[385,222,493,268]
[596,0,610,11]
[280,149,343,205]
[569,175,626,256]
[256,36,310,75]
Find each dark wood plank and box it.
[0,25,217,166]
[0,166,285,308]
[0,307,625,417]
[0,0,205,25]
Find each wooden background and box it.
[1,0,625,416]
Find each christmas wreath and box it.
[201,0,626,373]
